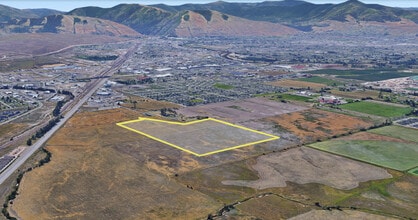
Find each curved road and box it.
[0,43,138,185]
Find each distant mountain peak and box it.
[59,0,418,36]
[343,0,364,5]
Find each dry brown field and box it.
[330,89,381,99]
[11,108,220,219]
[120,118,277,156]
[121,96,180,112]
[0,123,26,141]
[265,108,374,143]
[178,150,418,219]
[222,147,391,190]
[178,97,308,123]
[289,210,398,220]
[0,33,132,57]
[8,106,418,219]
[9,105,284,219]
[268,79,327,90]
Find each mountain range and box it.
[1,0,418,37]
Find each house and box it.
[318,95,341,105]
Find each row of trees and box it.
[58,90,74,99]
[27,116,61,146]
[12,85,55,93]
[27,90,73,146]
[52,101,64,117]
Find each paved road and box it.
[0,43,138,186]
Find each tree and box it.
[26,138,32,146]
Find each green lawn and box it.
[278,94,312,102]
[310,140,418,171]
[297,76,343,86]
[190,98,204,103]
[408,167,418,176]
[339,101,412,118]
[369,126,418,143]
[255,93,313,102]
[214,83,234,90]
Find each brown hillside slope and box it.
[1,15,139,37]
[61,15,139,36]
[313,16,418,35]
[175,10,300,37]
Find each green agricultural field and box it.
[297,76,343,86]
[409,167,418,176]
[310,140,418,171]
[214,83,234,90]
[339,101,412,118]
[369,126,418,143]
[278,94,312,102]
[307,69,415,81]
[254,93,313,102]
[190,98,204,103]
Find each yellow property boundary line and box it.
[116,117,279,157]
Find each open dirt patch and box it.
[266,108,374,143]
[330,89,381,99]
[289,210,397,220]
[177,97,308,123]
[0,123,27,146]
[235,194,312,220]
[121,96,180,112]
[222,147,392,190]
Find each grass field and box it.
[297,76,343,86]
[408,167,418,176]
[256,93,313,102]
[369,126,418,143]
[214,83,234,90]
[339,101,413,118]
[277,94,313,102]
[307,69,415,81]
[309,140,418,171]
[269,80,326,90]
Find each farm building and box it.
[318,95,342,105]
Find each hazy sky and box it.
[2,0,417,12]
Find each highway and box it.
[0,43,138,186]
